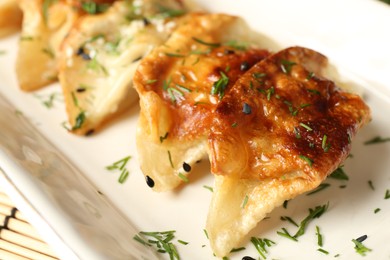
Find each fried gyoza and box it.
[15,0,116,91]
[206,47,370,256]
[58,0,186,135]
[0,0,22,37]
[133,12,270,191]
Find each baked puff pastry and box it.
[58,0,185,135]
[15,0,118,91]
[0,0,22,37]
[133,13,270,192]
[206,46,370,257]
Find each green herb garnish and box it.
[250,237,275,259]
[106,156,131,171]
[306,71,315,80]
[266,86,275,101]
[316,226,323,247]
[299,155,313,167]
[133,230,181,259]
[241,195,249,208]
[165,52,186,58]
[280,60,296,74]
[317,248,329,255]
[294,203,329,238]
[294,127,301,139]
[329,167,349,180]
[364,136,390,145]
[224,40,248,51]
[118,169,129,184]
[178,172,189,183]
[368,180,375,190]
[167,150,174,168]
[156,5,186,19]
[385,189,390,199]
[81,1,110,14]
[203,185,213,192]
[374,208,381,214]
[20,36,34,41]
[160,132,169,143]
[34,92,62,109]
[146,79,157,84]
[277,228,297,242]
[352,237,372,256]
[307,89,321,95]
[106,156,132,184]
[283,100,299,116]
[211,71,229,99]
[163,77,171,90]
[192,37,221,48]
[42,47,55,59]
[300,122,313,131]
[280,216,299,227]
[307,183,330,195]
[72,111,86,130]
[167,87,184,103]
[322,134,330,152]
[229,247,245,253]
[87,57,109,76]
[203,229,209,239]
[175,84,191,93]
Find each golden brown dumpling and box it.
[15,0,117,91]
[0,0,22,37]
[58,0,186,135]
[133,12,270,191]
[206,46,371,257]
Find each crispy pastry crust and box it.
[134,13,270,191]
[206,46,370,256]
[16,0,83,91]
[58,0,184,135]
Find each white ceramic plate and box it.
[1,0,390,259]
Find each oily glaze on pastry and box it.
[206,46,371,257]
[133,12,270,191]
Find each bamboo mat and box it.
[0,191,59,260]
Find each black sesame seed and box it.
[146,175,155,188]
[85,129,94,136]
[242,103,252,114]
[356,235,368,243]
[76,47,91,60]
[132,56,143,63]
[242,257,256,260]
[240,61,250,71]
[76,87,86,93]
[224,49,235,55]
[183,162,191,172]
[142,17,150,26]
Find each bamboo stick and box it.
[0,229,57,258]
[0,240,57,260]
[0,248,31,260]
[0,213,42,241]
